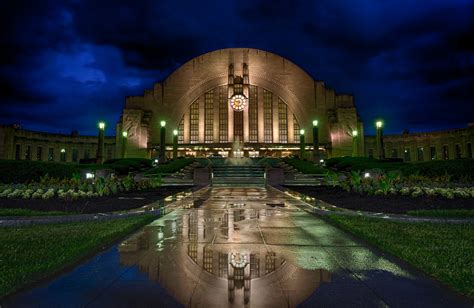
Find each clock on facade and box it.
[229,94,247,111]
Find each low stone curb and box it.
[273,186,474,224]
[0,209,163,227]
[0,186,209,227]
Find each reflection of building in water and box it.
[119,209,332,307]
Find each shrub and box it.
[144,158,194,175]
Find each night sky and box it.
[0,0,473,136]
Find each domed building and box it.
[117,48,362,159]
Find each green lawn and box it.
[406,209,474,218]
[325,215,474,299]
[0,215,155,298]
[0,208,68,217]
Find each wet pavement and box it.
[3,187,472,307]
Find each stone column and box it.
[272,96,279,143]
[184,110,190,144]
[198,96,205,143]
[288,113,294,143]
[257,87,264,143]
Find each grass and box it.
[0,215,156,298]
[144,158,194,175]
[283,158,328,174]
[325,215,474,299]
[0,208,68,217]
[406,209,474,218]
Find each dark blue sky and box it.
[0,0,473,136]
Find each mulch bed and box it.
[286,185,474,214]
[0,186,194,214]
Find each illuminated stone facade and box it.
[0,125,116,162]
[365,124,474,161]
[117,48,362,158]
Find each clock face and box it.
[230,94,247,111]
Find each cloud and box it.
[0,0,472,135]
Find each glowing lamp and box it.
[173,129,178,136]
[313,120,318,126]
[98,122,105,130]
[122,131,128,138]
[300,129,305,135]
[364,172,370,178]
[60,148,66,153]
[352,130,358,137]
[376,121,383,129]
[160,121,166,127]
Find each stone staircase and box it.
[160,161,200,185]
[277,161,325,186]
[211,164,265,186]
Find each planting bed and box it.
[288,185,474,214]
[0,186,193,214]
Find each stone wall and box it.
[364,125,474,161]
[0,125,116,162]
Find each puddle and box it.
[117,187,333,307]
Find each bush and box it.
[103,158,153,175]
[282,158,327,174]
[325,157,474,181]
[144,158,194,175]
[0,160,78,183]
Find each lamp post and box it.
[376,120,385,159]
[312,120,319,162]
[299,129,305,159]
[173,129,178,160]
[121,131,128,158]
[352,130,359,157]
[97,122,105,163]
[160,120,166,163]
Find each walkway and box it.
[3,187,471,307]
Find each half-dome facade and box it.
[118,48,363,158]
